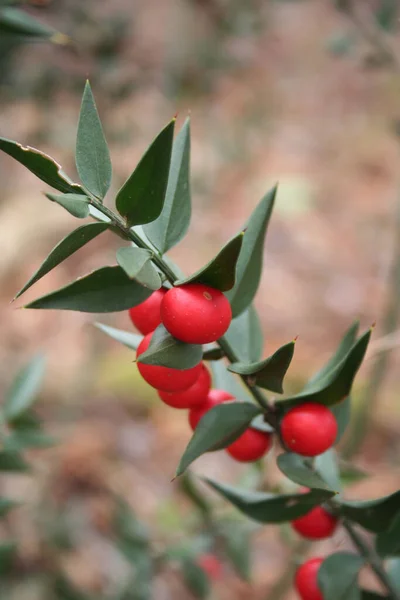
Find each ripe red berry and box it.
[226,428,272,462]
[292,506,338,540]
[280,402,337,457]
[294,558,324,600]
[128,288,166,335]
[188,389,234,431]
[197,553,223,581]
[137,333,202,392]
[157,364,211,409]
[160,283,232,344]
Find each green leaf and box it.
[376,513,400,557]
[116,120,175,226]
[220,522,251,581]
[144,118,191,253]
[337,490,400,533]
[0,542,17,576]
[137,324,202,369]
[361,592,389,600]
[210,359,253,403]
[276,328,371,410]
[202,347,225,361]
[175,232,244,292]
[25,266,153,313]
[179,472,212,518]
[315,449,342,493]
[318,552,364,600]
[223,305,263,363]
[338,460,368,486]
[176,403,261,476]
[94,323,142,351]
[75,81,112,200]
[228,339,295,393]
[0,498,18,518]
[14,223,109,300]
[45,192,90,219]
[0,7,55,38]
[114,498,149,548]
[375,0,397,31]
[4,430,55,452]
[0,137,83,194]
[204,478,335,523]
[332,396,351,441]
[277,452,336,492]
[116,247,162,290]
[182,558,210,599]
[4,355,45,423]
[52,575,93,600]
[226,186,276,317]
[0,451,30,472]
[388,558,400,593]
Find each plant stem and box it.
[343,520,400,600]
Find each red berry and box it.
[137,333,202,392]
[157,364,211,409]
[226,428,272,462]
[128,288,166,335]
[292,506,338,540]
[281,403,337,457]
[188,389,234,430]
[197,553,223,581]
[160,283,232,344]
[294,558,324,600]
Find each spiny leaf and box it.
[318,552,364,600]
[315,449,342,493]
[137,324,202,369]
[376,513,400,557]
[277,452,336,492]
[116,247,161,290]
[224,305,263,363]
[46,192,90,218]
[182,558,210,599]
[0,7,55,39]
[4,354,45,423]
[337,490,400,533]
[0,451,30,472]
[94,323,142,351]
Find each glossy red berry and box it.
[137,333,202,392]
[128,288,166,335]
[292,506,338,540]
[294,558,324,600]
[281,402,337,457]
[226,428,272,462]
[160,283,232,344]
[157,364,211,409]
[197,553,223,581]
[188,389,234,431]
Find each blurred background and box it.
[1,0,400,598]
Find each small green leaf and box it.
[338,460,368,486]
[0,451,30,472]
[204,478,335,523]
[332,396,351,441]
[4,430,55,452]
[388,558,400,593]
[376,513,400,557]
[0,542,17,576]
[176,232,244,291]
[182,558,211,599]
[361,592,390,600]
[0,137,83,194]
[0,498,18,518]
[337,490,400,533]
[94,323,142,350]
[0,7,55,38]
[202,347,225,361]
[226,186,276,317]
[114,498,149,548]
[25,266,153,313]
[276,328,371,410]
[116,247,161,290]
[179,472,212,518]
[318,552,364,600]
[229,339,295,393]
[137,324,202,369]
[315,449,342,493]
[210,359,253,403]
[46,192,90,218]
[76,81,112,200]
[223,305,263,363]
[277,452,336,492]
[144,118,191,253]
[116,120,175,226]
[14,223,109,300]
[176,403,261,476]
[4,355,45,423]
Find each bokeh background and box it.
[1,0,400,598]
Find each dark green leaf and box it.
[0,7,55,38]
[0,542,16,576]
[179,472,212,518]
[4,354,45,422]
[9,410,41,430]
[52,575,92,600]
[14,223,109,300]
[114,498,149,548]
[211,359,253,403]
[388,558,400,593]
[337,490,400,532]
[361,592,389,600]
[176,403,261,476]
[0,452,30,472]
[332,396,351,441]
[182,558,210,599]
[202,347,225,361]
[4,430,55,452]
[204,478,335,523]
[0,137,83,194]
[137,324,202,369]
[144,118,191,253]
[338,460,368,486]
[250,414,274,433]
[25,266,153,313]
[224,305,263,363]
[226,186,276,317]
[76,81,112,200]
[229,339,295,393]
[220,523,251,581]
[318,552,364,600]
[315,449,342,492]
[94,323,142,350]
[45,192,90,219]
[116,120,175,226]
[376,513,400,557]
[277,452,336,492]
[116,247,161,290]
[0,498,18,518]
[375,0,397,31]
[276,328,371,410]
[176,232,244,292]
